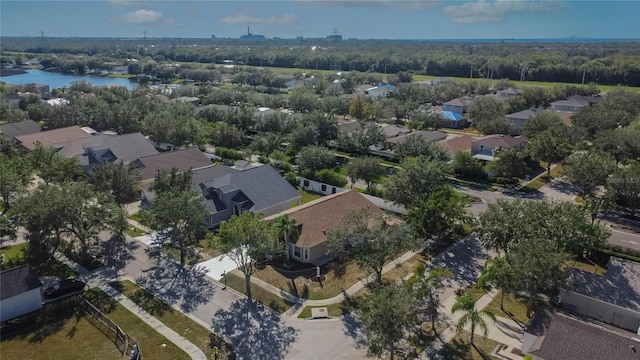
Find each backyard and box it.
[0,243,75,278]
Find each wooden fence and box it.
[81,299,141,360]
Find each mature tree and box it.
[288,87,317,113]
[609,161,640,217]
[486,148,527,183]
[0,215,17,241]
[406,186,470,249]
[273,214,298,263]
[526,129,572,176]
[289,125,317,152]
[336,123,385,155]
[384,156,451,207]
[594,127,640,164]
[348,95,373,120]
[521,112,566,138]
[88,162,142,206]
[0,155,31,213]
[452,151,486,180]
[395,135,450,161]
[27,144,84,184]
[347,157,385,189]
[563,151,616,197]
[452,294,496,344]
[467,97,505,125]
[151,168,193,193]
[407,110,447,131]
[143,104,205,147]
[477,258,516,310]
[211,123,243,149]
[306,111,338,146]
[407,264,452,332]
[583,192,616,224]
[214,212,275,302]
[295,145,335,175]
[358,283,418,360]
[328,209,414,285]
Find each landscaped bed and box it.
[110,280,234,359]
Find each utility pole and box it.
[143,30,147,40]
[40,31,45,40]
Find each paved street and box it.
[609,229,640,252]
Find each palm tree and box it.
[275,215,298,263]
[477,258,513,310]
[452,294,496,344]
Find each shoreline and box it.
[0,68,28,77]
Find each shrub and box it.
[313,169,347,188]
[285,171,298,187]
[215,147,244,160]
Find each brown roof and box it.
[548,110,573,127]
[473,134,528,149]
[264,190,383,248]
[437,135,474,155]
[444,96,475,107]
[133,147,212,181]
[15,126,91,150]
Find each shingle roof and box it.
[443,97,475,107]
[551,99,589,107]
[56,133,159,169]
[386,130,447,145]
[1,264,42,300]
[437,135,474,155]
[525,309,640,360]
[133,147,212,181]
[0,120,41,139]
[381,125,412,139]
[15,126,92,150]
[338,121,362,135]
[506,109,538,120]
[472,135,528,149]
[565,257,640,312]
[264,190,383,248]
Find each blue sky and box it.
[1,1,639,39]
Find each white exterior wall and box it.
[560,289,640,332]
[0,288,43,322]
[298,178,347,196]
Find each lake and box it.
[0,69,137,90]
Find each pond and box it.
[0,69,137,90]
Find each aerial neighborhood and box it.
[2,14,640,360]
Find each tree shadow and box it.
[211,299,298,360]
[339,294,366,348]
[134,248,215,313]
[97,234,139,278]
[427,236,488,289]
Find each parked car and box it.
[43,278,86,299]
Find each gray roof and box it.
[564,257,640,312]
[56,132,159,170]
[338,121,362,135]
[506,109,538,120]
[197,164,300,215]
[381,125,411,139]
[0,120,41,139]
[386,130,447,145]
[551,99,589,107]
[1,264,42,300]
[525,309,640,360]
[133,147,212,181]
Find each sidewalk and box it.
[55,252,207,360]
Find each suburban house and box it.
[364,84,395,98]
[471,135,528,161]
[437,110,467,129]
[560,257,640,333]
[298,177,346,196]
[505,109,539,135]
[190,164,301,228]
[385,130,448,150]
[132,147,213,184]
[5,93,23,106]
[0,265,43,322]
[494,87,521,98]
[171,96,201,106]
[550,99,589,112]
[567,94,603,104]
[31,83,50,98]
[55,132,159,171]
[522,308,640,360]
[437,135,474,157]
[285,77,316,91]
[416,77,452,87]
[0,120,41,139]
[46,98,70,106]
[14,126,93,151]
[264,190,383,265]
[442,97,475,114]
[380,124,412,139]
[110,65,129,75]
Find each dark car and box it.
[43,278,86,299]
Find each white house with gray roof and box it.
[505,108,539,135]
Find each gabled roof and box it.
[380,125,411,139]
[133,147,212,181]
[524,309,640,360]
[0,120,41,139]
[567,94,603,104]
[551,99,589,107]
[338,121,362,135]
[264,190,383,248]
[386,130,447,145]
[565,256,640,312]
[56,132,159,169]
[437,111,463,121]
[1,264,42,300]
[15,126,92,150]
[506,109,538,120]
[443,97,475,107]
[472,135,528,149]
[437,135,474,155]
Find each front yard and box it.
[439,332,501,360]
[223,271,295,313]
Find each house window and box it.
[321,184,327,192]
[233,204,241,216]
[304,248,309,260]
[332,187,337,194]
[303,180,310,187]
[294,246,301,258]
[480,145,484,152]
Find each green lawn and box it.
[462,286,488,303]
[82,288,190,360]
[439,332,501,360]
[222,271,295,313]
[110,281,233,359]
[1,308,124,360]
[0,243,75,278]
[525,165,564,191]
[482,291,531,325]
[297,291,364,319]
[124,225,148,237]
[292,188,322,207]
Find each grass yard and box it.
[566,257,607,275]
[124,225,148,237]
[382,252,429,283]
[83,288,191,360]
[462,286,488,303]
[296,290,365,319]
[292,188,322,207]
[524,165,564,191]
[0,310,124,360]
[439,332,501,360]
[223,271,295,313]
[0,243,75,278]
[482,291,531,325]
[110,280,234,359]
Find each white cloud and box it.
[107,0,181,7]
[297,0,440,11]
[443,0,569,24]
[112,9,165,24]
[221,12,298,25]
